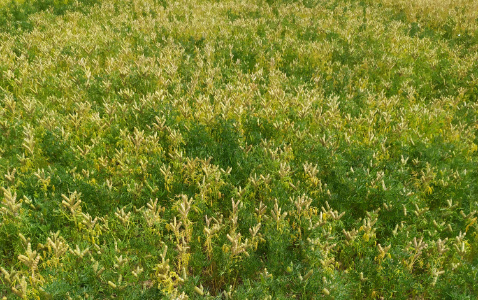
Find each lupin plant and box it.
[0,0,478,298]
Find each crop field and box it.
[0,0,477,298]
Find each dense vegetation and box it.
[0,0,477,298]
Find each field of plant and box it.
[0,0,477,298]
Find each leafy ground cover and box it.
[0,0,477,298]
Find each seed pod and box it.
[194,286,204,296]
[303,270,314,281]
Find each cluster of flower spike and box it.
[0,0,477,298]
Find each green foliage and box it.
[0,0,477,298]
[0,0,98,33]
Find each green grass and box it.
[0,0,477,298]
